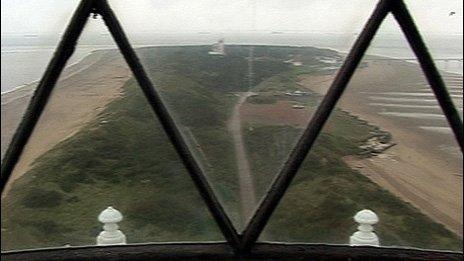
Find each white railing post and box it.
[96,206,127,245]
[350,209,380,246]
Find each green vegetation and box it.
[2,45,325,249]
[254,71,301,92]
[244,110,462,250]
[246,95,278,105]
[1,78,226,249]
[20,188,64,208]
[1,45,461,252]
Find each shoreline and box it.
[1,49,131,197]
[2,44,462,232]
[298,59,463,237]
[1,47,117,96]
[2,44,461,96]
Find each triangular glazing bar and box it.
[94,0,241,250]
[0,0,241,251]
[1,0,95,192]
[2,0,462,255]
[390,0,463,151]
[239,0,392,252]
[241,0,463,252]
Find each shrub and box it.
[21,188,63,208]
[247,95,278,104]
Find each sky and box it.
[1,0,463,36]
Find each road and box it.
[227,92,257,224]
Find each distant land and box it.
[1,45,462,251]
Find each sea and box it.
[1,44,114,94]
[1,33,462,93]
[1,33,463,160]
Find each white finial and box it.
[350,209,380,246]
[96,206,126,245]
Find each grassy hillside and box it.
[1,78,228,249]
[244,111,462,250]
[2,45,329,250]
[1,45,461,251]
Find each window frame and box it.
[1,0,462,259]
[2,242,463,260]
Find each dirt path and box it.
[227,92,257,223]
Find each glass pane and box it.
[1,18,222,251]
[111,0,377,230]
[261,14,463,251]
[1,1,83,159]
[403,0,463,119]
[404,0,463,76]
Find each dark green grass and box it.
[3,45,332,250]
[2,45,461,252]
[244,110,462,251]
[246,95,278,105]
[137,45,338,92]
[1,79,227,250]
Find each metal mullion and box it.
[0,0,95,193]
[2,0,461,257]
[94,0,241,251]
[3,243,462,260]
[390,0,464,151]
[239,0,393,253]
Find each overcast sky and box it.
[1,0,463,35]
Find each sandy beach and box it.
[298,60,463,237]
[1,47,462,238]
[1,49,131,197]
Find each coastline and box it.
[1,43,462,251]
[298,58,463,237]
[1,49,109,156]
[1,44,462,234]
[1,49,131,197]
[2,44,461,97]
[1,47,117,96]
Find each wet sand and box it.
[1,49,131,197]
[298,60,463,237]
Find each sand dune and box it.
[1,50,131,197]
[298,60,463,237]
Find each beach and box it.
[298,60,463,237]
[1,45,462,237]
[1,49,130,196]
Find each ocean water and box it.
[1,34,462,164]
[1,45,115,93]
[379,112,446,120]
[1,34,463,157]
[1,33,462,94]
